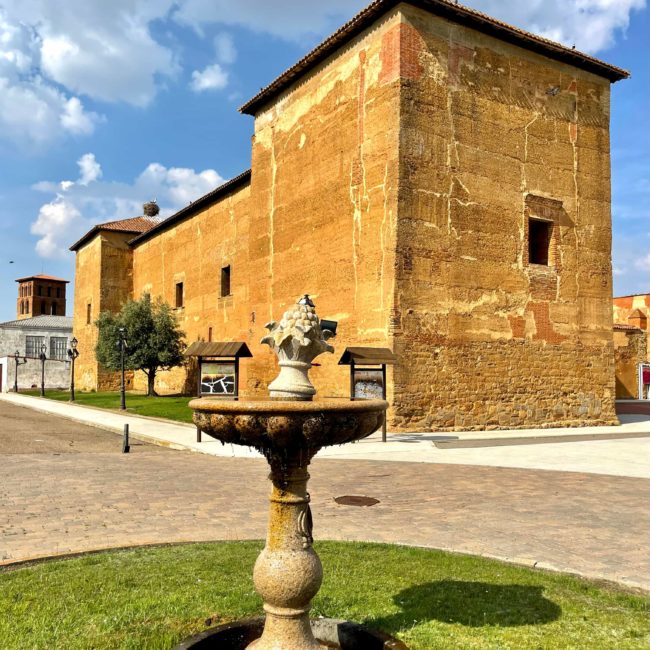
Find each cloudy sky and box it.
[0,0,647,320]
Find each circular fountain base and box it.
[173,618,409,649]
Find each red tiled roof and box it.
[239,0,629,115]
[613,323,642,332]
[99,217,159,233]
[70,216,159,251]
[16,274,69,284]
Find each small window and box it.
[50,337,67,360]
[51,302,58,316]
[37,286,42,296]
[221,266,231,298]
[528,219,552,266]
[20,301,24,315]
[208,327,213,342]
[56,287,61,298]
[86,303,92,325]
[47,286,51,297]
[26,336,45,358]
[175,282,184,308]
[40,301,46,314]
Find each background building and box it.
[16,275,68,319]
[71,0,627,431]
[0,314,73,392]
[613,293,649,399]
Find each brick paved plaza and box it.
[1,400,648,590]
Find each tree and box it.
[95,294,186,396]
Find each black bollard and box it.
[122,423,130,454]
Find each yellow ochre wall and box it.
[74,6,621,430]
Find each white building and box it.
[0,315,73,392]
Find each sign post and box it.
[184,342,253,442]
[339,347,397,442]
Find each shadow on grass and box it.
[367,581,562,630]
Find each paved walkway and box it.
[1,399,649,590]
[1,393,649,478]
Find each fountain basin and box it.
[173,617,409,649]
[190,399,387,454]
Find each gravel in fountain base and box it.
[173,617,409,649]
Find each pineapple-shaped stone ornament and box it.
[261,295,335,400]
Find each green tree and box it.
[95,294,186,396]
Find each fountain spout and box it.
[261,295,335,401]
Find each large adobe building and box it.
[71,0,628,431]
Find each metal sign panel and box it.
[353,369,384,400]
[200,361,236,395]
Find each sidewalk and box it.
[2,392,649,478]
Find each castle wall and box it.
[131,184,252,394]
[392,5,617,429]
[132,12,402,401]
[73,231,135,391]
[247,9,401,399]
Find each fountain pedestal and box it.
[190,400,387,649]
[251,460,322,649]
[181,295,405,649]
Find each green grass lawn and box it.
[25,390,194,424]
[0,542,647,649]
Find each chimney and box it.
[143,200,160,218]
[628,309,648,330]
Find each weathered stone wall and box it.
[73,232,135,392]
[391,5,617,429]
[131,184,253,394]
[0,357,71,392]
[131,12,402,400]
[247,9,401,400]
[614,328,647,399]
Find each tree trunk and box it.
[146,371,158,397]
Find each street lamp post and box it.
[39,344,47,397]
[13,350,27,393]
[67,337,80,402]
[118,328,128,410]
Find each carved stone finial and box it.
[261,295,335,400]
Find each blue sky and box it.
[0,0,647,321]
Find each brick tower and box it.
[16,275,69,320]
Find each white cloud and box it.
[190,63,229,92]
[1,0,178,110]
[460,0,645,54]
[214,32,237,65]
[31,198,85,259]
[635,253,650,272]
[0,76,101,144]
[77,153,102,185]
[0,9,100,144]
[31,154,225,258]
[173,0,644,53]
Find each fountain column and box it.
[250,453,323,650]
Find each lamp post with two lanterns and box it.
[67,337,80,402]
[39,344,47,397]
[13,350,27,393]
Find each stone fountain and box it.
[178,296,407,649]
